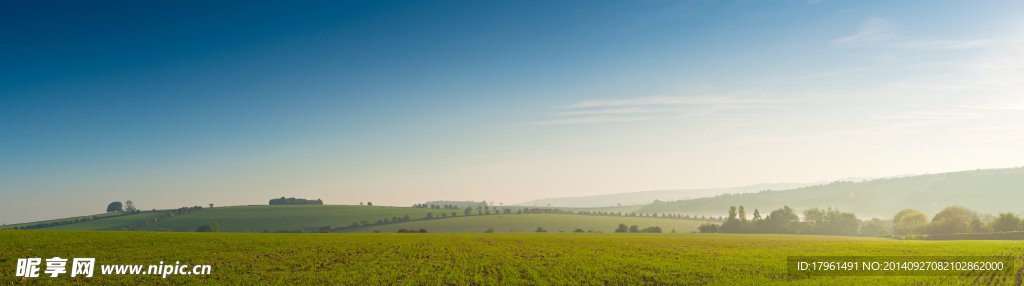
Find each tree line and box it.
[269,197,324,205]
[614,223,663,233]
[891,206,1024,236]
[123,206,204,232]
[697,205,884,236]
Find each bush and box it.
[418,229,428,233]
[641,226,662,233]
[860,221,889,237]
[698,223,719,233]
[195,222,220,232]
[535,227,547,233]
[573,228,585,233]
[484,228,495,233]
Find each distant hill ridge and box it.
[513,183,816,208]
[637,167,1024,219]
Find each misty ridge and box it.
[634,167,1024,219]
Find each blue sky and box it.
[3,0,1023,224]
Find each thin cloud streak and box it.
[526,116,656,125]
[554,107,663,116]
[564,95,781,108]
[870,110,983,121]
[832,16,991,50]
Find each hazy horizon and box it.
[3,0,1024,224]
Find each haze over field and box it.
[514,183,816,208]
[3,0,1024,224]
[639,167,1024,219]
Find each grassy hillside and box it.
[43,212,168,231]
[2,230,1017,284]
[342,214,705,233]
[1,212,125,230]
[135,205,444,232]
[639,167,1024,219]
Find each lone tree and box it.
[125,200,136,213]
[367,202,373,206]
[209,203,214,208]
[106,201,123,213]
[615,223,629,233]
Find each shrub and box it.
[535,227,547,233]
[195,222,220,232]
[698,223,719,233]
[860,221,889,237]
[641,226,662,233]
[484,228,495,233]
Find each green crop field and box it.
[134,205,447,233]
[343,214,705,233]
[1,212,127,230]
[43,212,169,231]
[3,230,1020,285]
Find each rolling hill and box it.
[341,214,705,233]
[134,205,445,233]
[514,183,815,208]
[638,167,1024,219]
[43,212,168,231]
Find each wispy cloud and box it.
[832,16,897,48]
[563,95,779,108]
[790,68,869,79]
[553,107,662,116]
[832,16,991,50]
[525,116,656,125]
[960,101,1024,111]
[871,110,982,121]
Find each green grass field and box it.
[134,205,446,233]
[1,212,127,230]
[2,230,1020,285]
[343,214,705,233]
[42,212,169,231]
